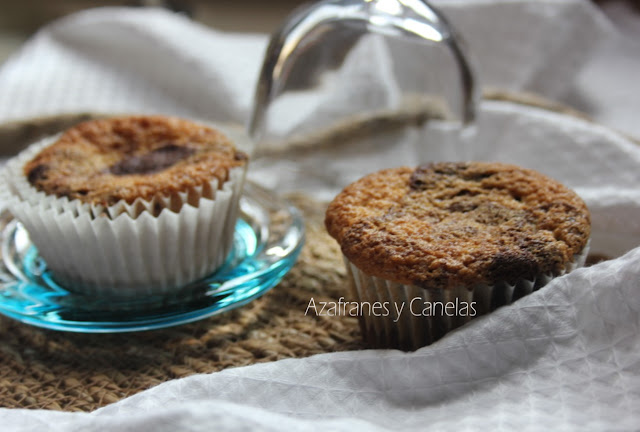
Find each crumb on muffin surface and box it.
[325,162,591,289]
[23,116,248,206]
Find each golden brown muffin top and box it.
[325,162,590,289]
[24,116,248,206]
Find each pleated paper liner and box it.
[344,242,590,351]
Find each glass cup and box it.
[248,0,478,199]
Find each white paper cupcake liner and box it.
[343,241,590,351]
[2,135,247,297]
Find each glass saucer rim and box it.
[0,182,305,333]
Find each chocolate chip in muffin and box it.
[26,163,49,184]
[108,144,196,176]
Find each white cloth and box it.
[0,1,639,431]
[3,247,640,431]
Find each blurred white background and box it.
[0,0,305,63]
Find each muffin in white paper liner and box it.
[342,243,589,351]
[2,134,247,298]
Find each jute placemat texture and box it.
[0,93,613,411]
[0,192,365,411]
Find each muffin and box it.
[325,162,590,350]
[3,115,248,297]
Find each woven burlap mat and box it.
[0,192,366,411]
[0,93,614,411]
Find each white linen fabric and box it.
[0,1,639,430]
[1,247,639,431]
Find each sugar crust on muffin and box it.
[325,162,591,289]
[23,116,248,206]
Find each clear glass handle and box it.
[248,0,478,198]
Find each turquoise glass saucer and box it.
[0,182,304,333]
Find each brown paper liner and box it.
[343,242,589,351]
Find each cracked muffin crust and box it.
[325,162,591,289]
[23,115,248,206]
